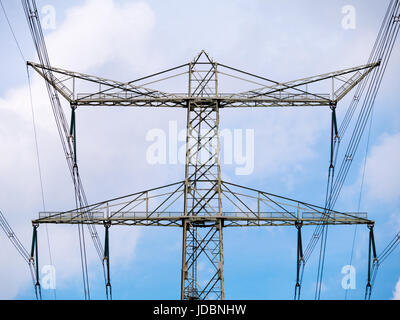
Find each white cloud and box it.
[0,0,161,299]
[392,278,400,300]
[46,0,158,74]
[1,0,399,300]
[365,132,400,202]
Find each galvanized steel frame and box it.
[29,50,377,300]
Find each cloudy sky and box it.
[0,0,399,300]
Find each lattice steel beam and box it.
[28,53,379,108]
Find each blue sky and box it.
[0,0,399,300]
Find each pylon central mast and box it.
[181,54,224,299]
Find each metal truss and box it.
[34,180,370,227]
[28,53,379,108]
[30,50,377,300]
[180,55,223,299]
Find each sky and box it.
[0,0,399,300]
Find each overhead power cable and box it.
[378,232,400,264]
[0,0,52,300]
[21,0,108,299]
[0,0,25,62]
[345,105,374,300]
[365,230,400,299]
[307,0,400,262]
[296,0,400,300]
[314,0,400,299]
[27,67,57,300]
[0,209,40,299]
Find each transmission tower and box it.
[28,50,379,300]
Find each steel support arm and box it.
[32,180,372,227]
[27,60,380,109]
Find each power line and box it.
[0,0,25,62]
[300,0,400,300]
[0,209,40,299]
[345,92,374,300]
[0,0,54,300]
[22,0,108,300]
[378,233,400,264]
[27,67,57,300]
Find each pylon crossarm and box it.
[223,62,380,103]
[33,181,185,225]
[219,97,332,108]
[28,58,379,108]
[220,181,372,226]
[73,97,334,108]
[27,61,183,103]
[33,179,373,227]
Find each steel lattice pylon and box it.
[182,58,223,299]
[29,50,379,300]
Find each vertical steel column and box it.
[181,52,224,300]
